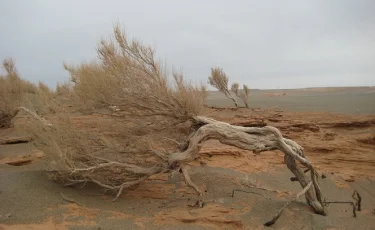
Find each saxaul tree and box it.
[231,82,240,96]
[26,24,327,225]
[0,58,23,128]
[231,82,250,108]
[208,67,239,108]
[0,58,52,128]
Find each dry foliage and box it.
[0,58,25,128]
[64,25,206,124]
[208,67,238,107]
[231,82,250,108]
[38,81,53,95]
[55,82,73,96]
[240,84,250,108]
[0,58,58,128]
[28,24,207,197]
[231,82,239,96]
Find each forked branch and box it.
[166,116,326,216]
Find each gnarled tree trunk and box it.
[166,116,326,215]
[31,113,326,217]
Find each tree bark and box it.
[166,116,326,215]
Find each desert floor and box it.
[1,87,374,230]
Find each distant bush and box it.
[208,67,238,107]
[38,81,53,95]
[231,82,250,108]
[0,58,25,128]
[55,82,73,96]
[0,58,56,128]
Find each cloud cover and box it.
[1,0,374,89]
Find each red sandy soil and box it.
[1,107,375,229]
[202,108,375,180]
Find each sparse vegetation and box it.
[208,67,238,107]
[21,25,328,225]
[38,81,53,96]
[0,24,336,227]
[0,58,26,128]
[55,82,73,96]
[29,24,208,201]
[0,58,55,128]
[240,84,250,108]
[231,82,240,96]
[231,82,250,108]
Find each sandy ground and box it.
[1,87,375,229]
[206,86,375,115]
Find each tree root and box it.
[264,182,313,226]
[231,189,271,200]
[323,190,362,217]
[60,192,85,207]
[181,165,204,207]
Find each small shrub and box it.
[27,24,207,192]
[0,58,55,128]
[0,58,24,128]
[240,84,250,108]
[208,67,238,107]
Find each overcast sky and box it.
[1,0,374,89]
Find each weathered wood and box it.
[167,116,326,215]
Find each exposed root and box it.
[323,190,362,217]
[264,181,313,226]
[231,189,271,200]
[352,190,362,211]
[60,192,85,207]
[181,165,203,207]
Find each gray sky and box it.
[1,0,374,89]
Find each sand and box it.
[1,87,375,229]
